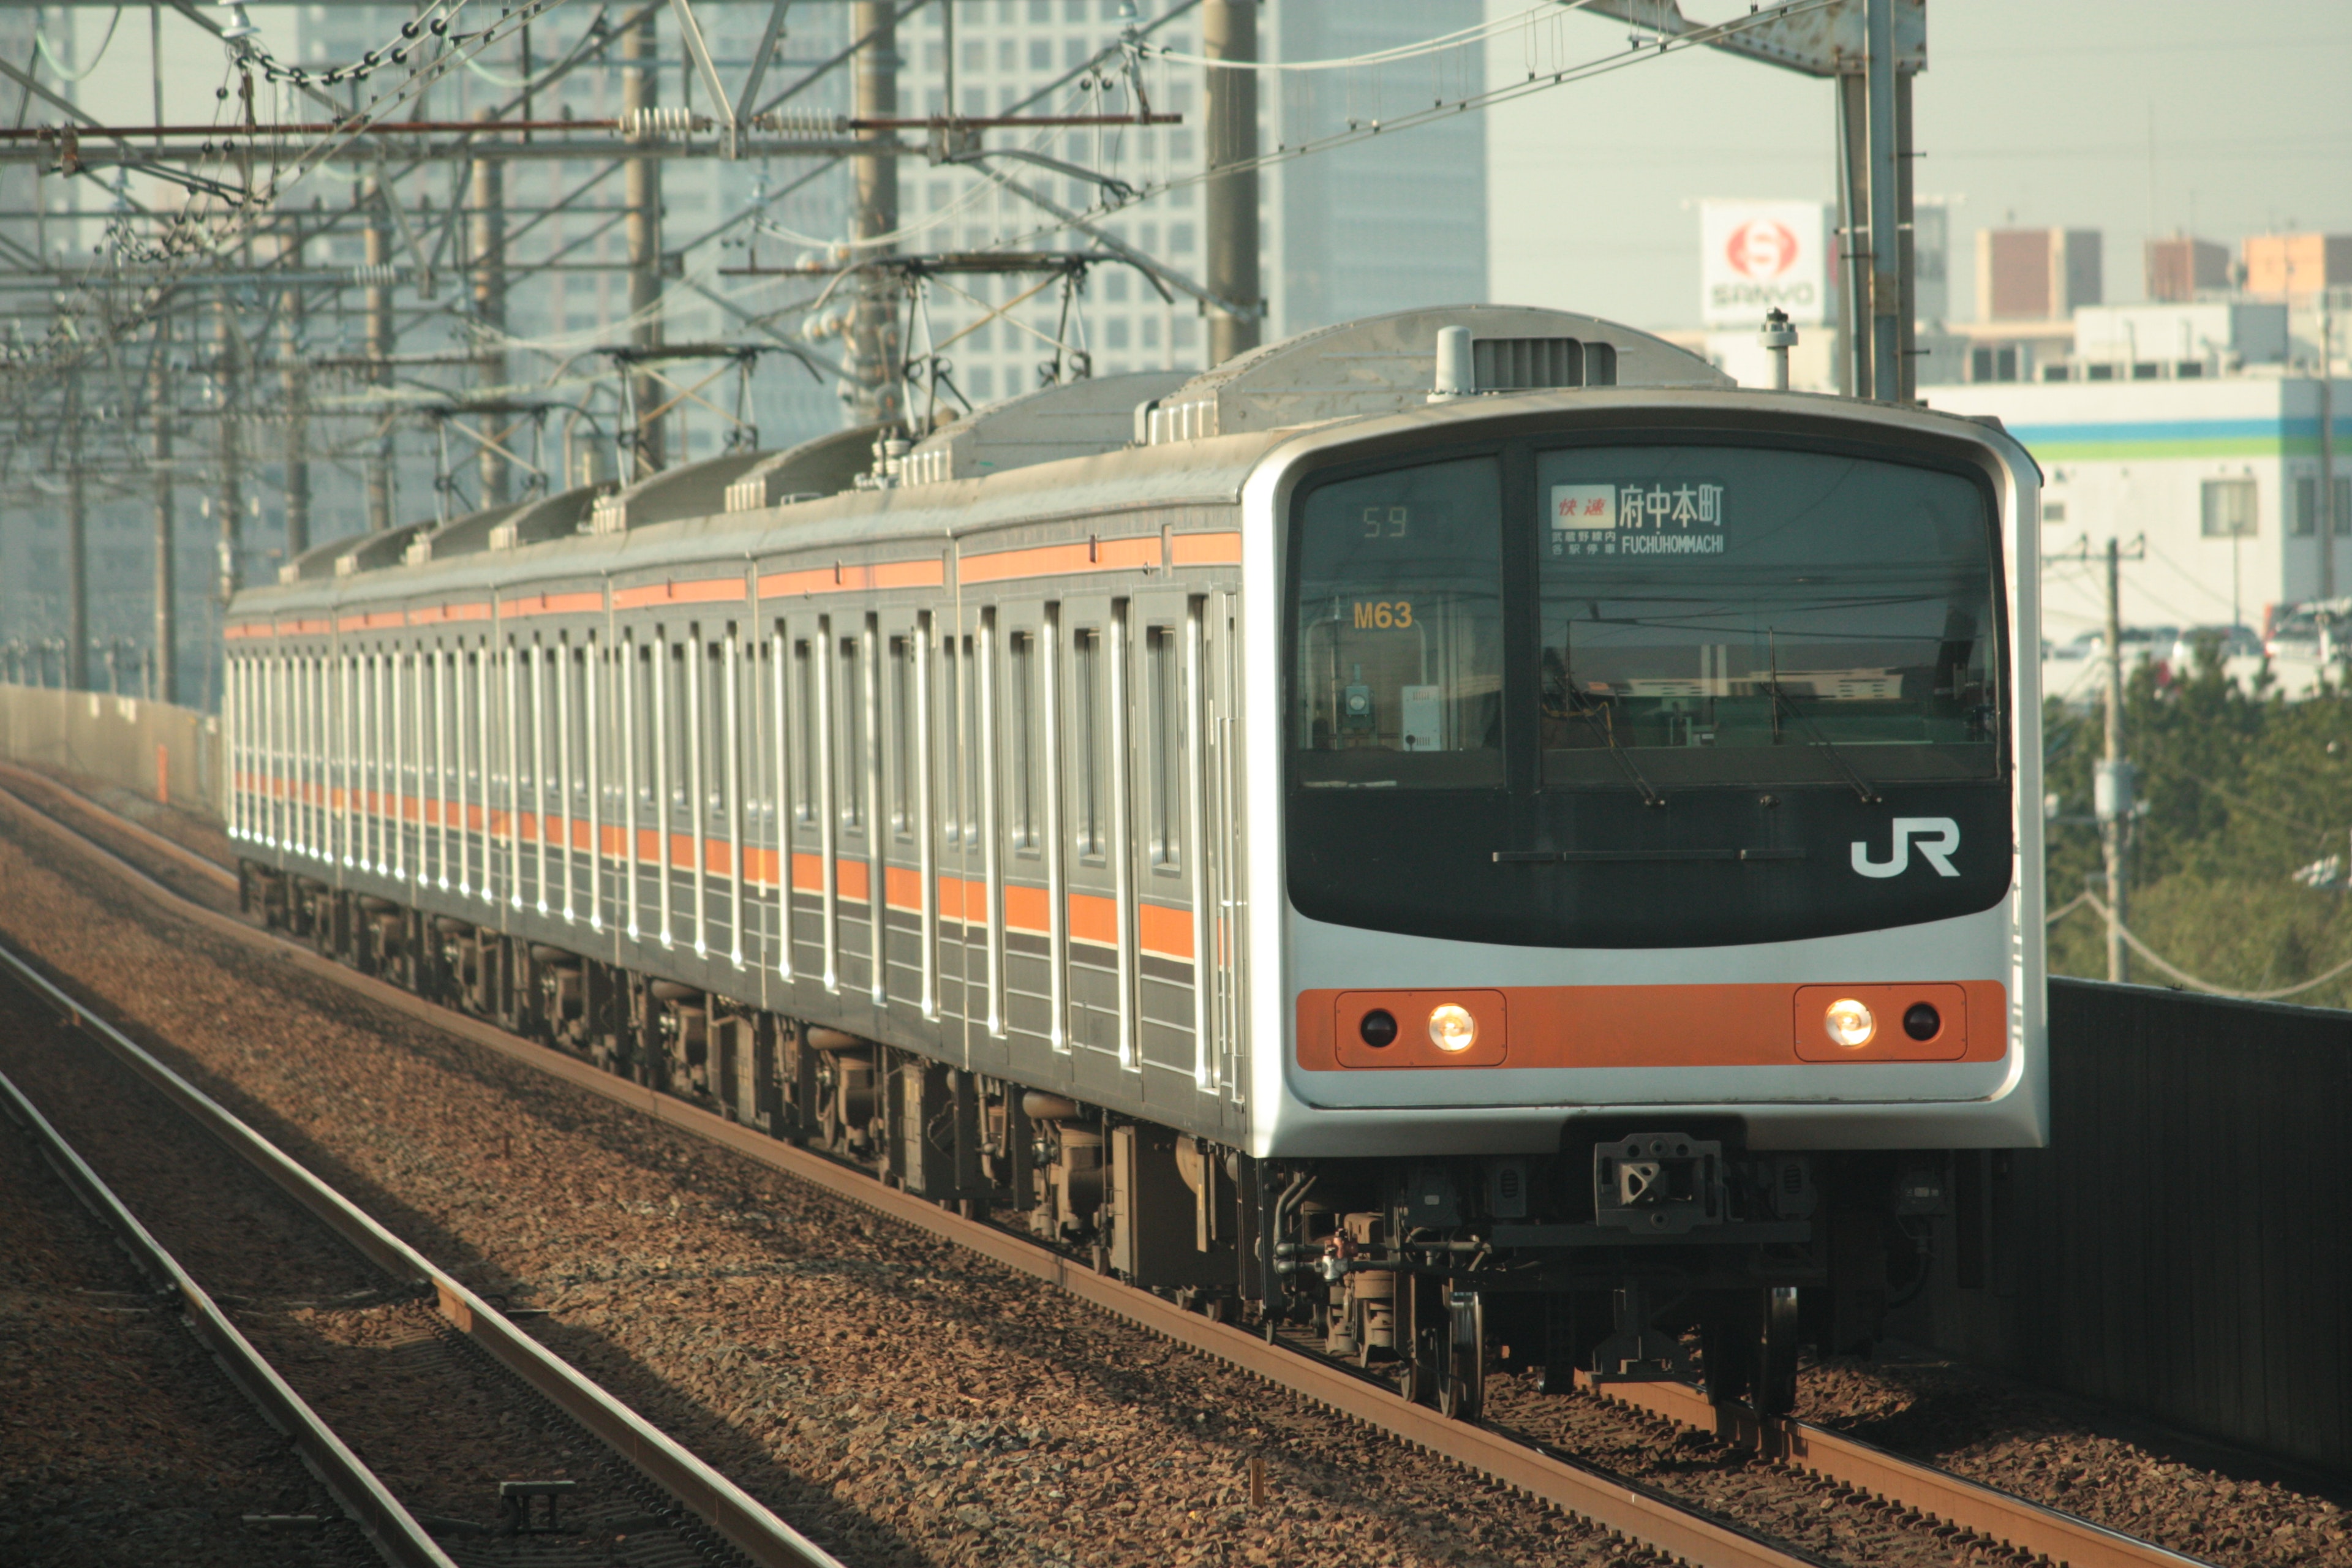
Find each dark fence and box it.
[1894,978,2352,1475]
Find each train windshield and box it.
[1283,432,2011,947]
[1291,456,1506,787]
[1538,445,2000,787]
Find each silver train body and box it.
[227,306,2045,1413]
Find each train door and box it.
[1202,587,1249,1134]
[933,611,973,1064]
[1059,593,1136,1085]
[1129,590,1199,1107]
[941,600,1010,1078]
[1131,588,1246,1131]
[994,597,1068,1091]
[877,606,936,1025]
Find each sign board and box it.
[1700,200,1834,328]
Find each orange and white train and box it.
[227,305,2046,1419]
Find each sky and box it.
[1482,0,2352,329]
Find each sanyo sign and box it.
[1700,200,1834,329]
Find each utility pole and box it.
[1863,0,1903,401]
[153,312,176,705]
[282,228,311,560]
[2323,290,2337,600]
[623,9,666,475]
[364,174,396,531]
[2097,537,2132,984]
[1202,0,1261,365]
[66,371,88,692]
[217,296,244,606]
[1586,0,1921,402]
[470,107,510,507]
[847,1,902,428]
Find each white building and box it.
[1923,372,2351,693]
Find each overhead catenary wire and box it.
[1152,1,1597,72]
[2056,891,2352,1003]
[967,0,1840,265]
[2060,893,2352,1006]
[34,7,124,84]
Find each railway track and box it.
[0,910,842,1568]
[0,766,2229,1568]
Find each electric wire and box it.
[1150,1,1596,73]
[33,7,124,84]
[2059,891,2352,1002]
[968,0,1839,264]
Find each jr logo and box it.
[1850,817,1961,879]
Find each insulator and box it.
[753,109,848,138]
[618,106,698,143]
[348,263,401,287]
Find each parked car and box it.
[2264,600,2352,663]
[2169,625,2263,668]
[2046,627,2181,662]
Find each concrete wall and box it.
[0,684,222,824]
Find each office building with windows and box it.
[890,1,1487,404]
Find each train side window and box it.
[937,633,960,847]
[889,635,915,840]
[704,631,728,822]
[791,638,816,824]
[1146,624,1182,873]
[837,634,865,834]
[960,634,982,847]
[666,635,692,819]
[1007,630,1039,854]
[1071,627,1105,862]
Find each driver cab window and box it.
[1292,456,1504,786]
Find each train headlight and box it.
[1823,997,1875,1049]
[1428,1003,1477,1053]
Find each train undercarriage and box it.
[246,864,1945,1422]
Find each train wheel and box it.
[1701,1292,1757,1408]
[1755,1286,1801,1415]
[1400,1272,1446,1407]
[1439,1289,1484,1422]
[1402,1326,1444,1408]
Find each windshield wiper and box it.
[1545,679,1665,809]
[1766,633,1882,805]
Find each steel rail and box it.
[0,1061,457,1568]
[0,861,845,1568]
[0,782,1820,1568]
[0,766,239,891]
[0,775,2230,1568]
[1577,1376,2222,1568]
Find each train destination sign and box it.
[1548,481,1727,556]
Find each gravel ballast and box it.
[6,791,2345,1568]
[0,1068,362,1567]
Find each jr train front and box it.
[1241,375,2043,1415]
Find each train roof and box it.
[227,304,1732,620]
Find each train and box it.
[225,304,2046,1419]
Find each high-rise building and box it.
[1262,4,1487,336]
[1976,227,2101,322]
[2146,235,2230,303]
[891,1,1488,400]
